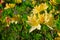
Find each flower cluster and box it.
[27,4,55,32]
[0,0,60,40]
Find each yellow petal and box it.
[27,16,31,21]
[39,3,48,11]
[27,14,39,26]
[57,32,60,36]
[4,3,10,9]
[38,13,45,24]
[29,24,41,33]
[50,0,57,5]
[9,3,15,8]
[44,11,54,28]
[54,37,60,40]
[32,3,48,14]
[29,26,37,33]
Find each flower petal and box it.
[15,21,18,24]
[29,26,37,33]
[47,25,53,30]
[36,24,41,30]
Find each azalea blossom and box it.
[11,17,18,24]
[50,0,57,5]
[27,14,41,33]
[38,3,48,11]
[4,3,15,9]
[44,11,54,30]
[11,17,17,24]
[32,3,48,14]
[32,5,40,14]
[31,0,36,5]
[37,13,45,24]
[11,15,20,24]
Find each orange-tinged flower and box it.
[38,13,45,24]
[5,17,11,23]
[11,15,20,24]
[5,16,11,27]
[11,17,18,24]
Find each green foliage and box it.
[55,0,60,4]
[0,0,60,40]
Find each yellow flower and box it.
[50,0,57,5]
[4,3,10,9]
[11,15,20,24]
[32,5,40,14]
[54,37,60,40]
[39,3,48,11]
[9,3,15,8]
[32,3,48,14]
[27,14,39,26]
[4,3,15,9]
[44,11,54,30]
[15,0,22,3]
[27,14,41,33]
[38,13,45,24]
[57,31,60,37]
[31,0,36,5]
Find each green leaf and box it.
[46,33,53,40]
[0,4,2,9]
[33,34,42,40]
[56,20,60,30]
[55,0,60,4]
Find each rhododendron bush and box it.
[0,0,60,40]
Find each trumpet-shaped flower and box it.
[11,15,20,24]
[32,3,48,14]
[38,13,45,24]
[4,3,15,9]
[27,14,41,33]
[44,11,54,30]
[11,17,18,24]
[31,0,36,5]
[50,0,57,5]
[32,5,40,14]
[39,3,48,11]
